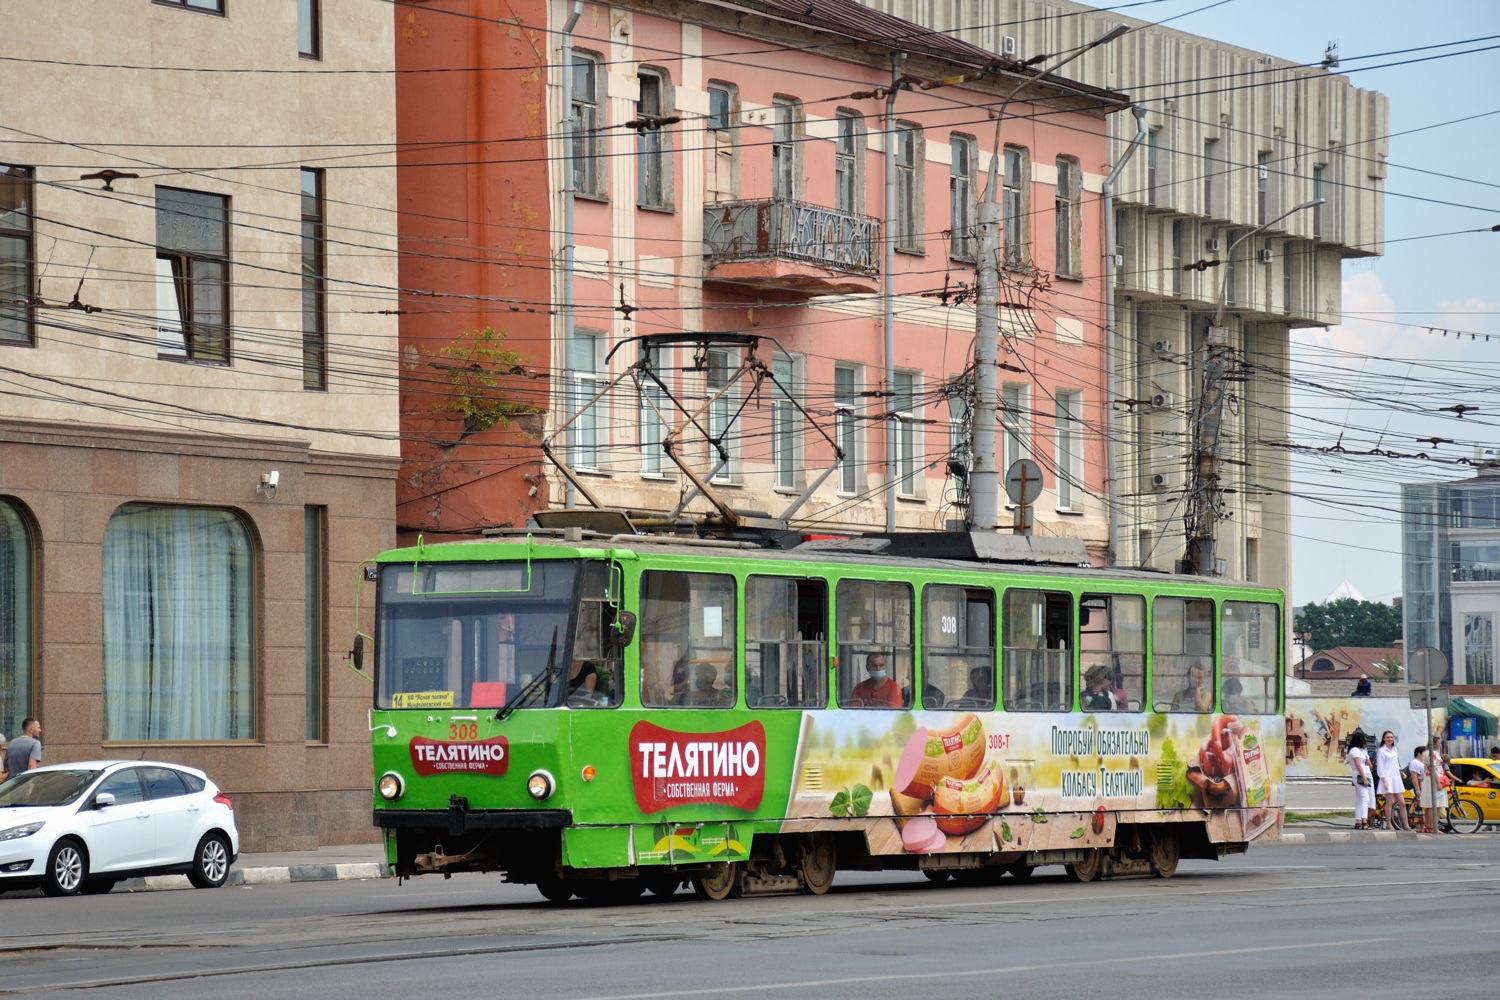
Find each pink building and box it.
[542,0,1128,555]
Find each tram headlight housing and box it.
[377,771,405,801]
[526,769,555,801]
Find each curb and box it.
[120,861,389,893]
[1275,829,1421,844]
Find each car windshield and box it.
[0,769,102,807]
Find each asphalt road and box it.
[5,836,1495,999]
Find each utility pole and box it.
[970,24,1129,532]
[1182,197,1322,575]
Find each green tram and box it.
[365,529,1284,900]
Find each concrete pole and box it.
[559,0,584,509]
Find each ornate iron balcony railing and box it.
[703,200,880,275]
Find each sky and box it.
[1140,0,1500,606]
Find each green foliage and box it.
[429,326,539,435]
[1294,598,1401,652]
[1156,738,1194,811]
[829,783,873,818]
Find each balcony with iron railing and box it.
[703,199,880,295]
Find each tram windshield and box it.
[375,560,582,710]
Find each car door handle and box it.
[135,811,149,820]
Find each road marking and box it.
[572,937,1396,999]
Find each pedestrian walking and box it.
[1374,731,1407,831]
[1347,730,1374,829]
[1408,745,1438,834]
[1,718,41,780]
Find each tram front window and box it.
[376,561,580,709]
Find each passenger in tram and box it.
[851,653,902,707]
[1220,676,1251,714]
[679,663,732,707]
[1081,664,1118,711]
[963,666,993,702]
[1171,662,1211,711]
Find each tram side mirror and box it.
[351,634,365,671]
[609,611,638,650]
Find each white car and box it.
[0,760,239,896]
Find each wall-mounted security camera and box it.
[256,470,279,499]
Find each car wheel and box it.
[188,832,231,889]
[42,839,87,897]
[80,878,118,896]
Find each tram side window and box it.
[1221,600,1278,714]
[1001,589,1073,711]
[1154,597,1215,712]
[1079,594,1144,711]
[836,579,913,708]
[922,585,995,709]
[566,561,623,708]
[639,570,737,708]
[746,576,828,708]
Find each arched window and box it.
[0,499,33,736]
[103,505,254,741]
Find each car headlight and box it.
[377,772,404,800]
[0,822,43,842]
[526,770,555,801]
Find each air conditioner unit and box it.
[1001,35,1019,56]
[1151,392,1173,409]
[1112,253,1125,268]
[1258,248,1275,263]
[1205,237,1223,253]
[1257,163,1269,180]
[1151,340,1173,354]
[1151,472,1173,489]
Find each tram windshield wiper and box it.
[496,626,559,722]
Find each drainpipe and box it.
[1103,105,1147,564]
[883,52,906,532]
[560,0,584,508]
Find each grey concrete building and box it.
[863,0,1388,597]
[0,2,400,849]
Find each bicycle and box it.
[1380,786,1485,835]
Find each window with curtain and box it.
[103,505,254,741]
[0,500,33,738]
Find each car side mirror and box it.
[94,792,116,808]
[608,611,637,650]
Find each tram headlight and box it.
[526,769,555,801]
[377,771,405,800]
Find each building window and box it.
[771,356,798,490]
[1114,207,1127,268]
[103,505,254,741]
[304,506,325,741]
[707,348,737,481]
[0,500,33,737]
[947,387,970,505]
[1256,151,1270,225]
[1312,164,1324,238]
[771,97,801,202]
[1002,145,1028,267]
[638,345,666,476]
[1203,138,1220,218]
[893,370,921,496]
[1171,219,1183,294]
[1001,384,1029,472]
[894,122,923,253]
[835,109,863,215]
[948,134,976,260]
[706,82,737,202]
[571,51,606,198]
[298,0,320,59]
[835,364,860,495]
[1464,613,1495,685]
[569,331,604,470]
[155,0,224,12]
[0,165,34,346]
[1055,389,1083,509]
[300,168,326,390]
[636,68,673,210]
[1146,127,1160,206]
[155,187,229,363]
[1055,156,1080,278]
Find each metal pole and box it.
[1102,105,1147,563]
[559,0,584,509]
[970,24,1129,532]
[883,52,906,532]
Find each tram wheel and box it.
[922,869,953,883]
[693,862,741,901]
[1007,862,1035,881]
[645,874,683,897]
[799,836,836,895]
[1150,831,1181,879]
[536,872,573,903]
[1065,849,1104,883]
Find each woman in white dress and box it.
[1347,730,1374,830]
[1374,731,1407,831]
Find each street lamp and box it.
[1183,197,1324,575]
[1295,629,1313,680]
[969,24,1130,531]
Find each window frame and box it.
[893,121,924,254]
[1078,593,1145,711]
[1203,138,1220,218]
[834,109,864,215]
[706,347,738,482]
[1220,599,1279,713]
[0,499,34,734]
[639,570,737,709]
[569,330,605,471]
[948,133,976,261]
[635,67,674,211]
[298,0,321,60]
[1055,389,1083,510]
[1001,383,1030,474]
[745,575,828,709]
[0,164,35,347]
[770,354,799,491]
[1054,155,1081,278]
[892,369,922,498]
[1001,588,1074,712]
[836,579,914,710]
[300,168,326,390]
[1002,145,1029,268]
[304,505,327,742]
[154,0,225,13]
[570,50,607,200]
[1152,596,1216,713]
[921,584,995,710]
[706,81,738,203]
[155,186,231,364]
[771,96,803,202]
[834,364,860,496]
[1146,127,1160,206]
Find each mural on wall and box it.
[1285,696,1500,777]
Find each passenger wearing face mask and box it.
[851,652,902,708]
[679,663,732,707]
